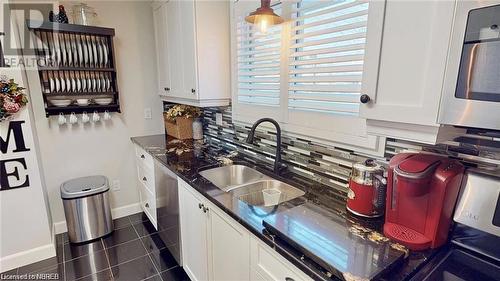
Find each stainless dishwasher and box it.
[154,160,182,265]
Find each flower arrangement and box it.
[164,104,202,121]
[0,75,28,122]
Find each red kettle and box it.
[347,159,387,217]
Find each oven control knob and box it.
[360,94,371,104]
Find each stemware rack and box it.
[27,20,121,117]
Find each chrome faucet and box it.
[245,118,282,174]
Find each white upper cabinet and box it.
[153,0,231,107]
[359,0,465,144]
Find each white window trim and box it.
[230,0,387,156]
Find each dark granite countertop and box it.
[131,134,439,281]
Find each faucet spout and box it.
[245,118,283,174]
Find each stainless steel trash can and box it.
[61,175,113,243]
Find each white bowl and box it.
[94,98,113,105]
[76,99,89,106]
[49,99,72,107]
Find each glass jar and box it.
[71,3,98,26]
[192,118,203,140]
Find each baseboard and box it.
[53,202,142,234]
[111,202,142,219]
[0,243,55,273]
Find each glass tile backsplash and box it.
[171,104,500,202]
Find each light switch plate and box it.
[112,180,120,191]
[216,113,223,126]
[144,108,152,119]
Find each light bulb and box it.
[259,16,269,34]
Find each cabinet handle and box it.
[142,177,147,182]
[285,278,295,281]
[191,88,196,94]
[360,94,371,104]
[164,87,170,92]
[140,154,145,159]
[145,203,149,208]
[198,203,203,209]
[203,206,209,213]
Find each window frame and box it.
[230,0,387,156]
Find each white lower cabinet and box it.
[179,179,210,281]
[178,178,312,281]
[250,237,313,281]
[179,179,249,281]
[134,144,157,229]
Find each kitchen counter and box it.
[131,134,438,281]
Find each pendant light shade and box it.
[245,0,284,32]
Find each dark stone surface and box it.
[131,134,437,281]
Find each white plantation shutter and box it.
[288,0,369,116]
[231,0,385,153]
[236,5,282,106]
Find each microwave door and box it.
[456,41,500,102]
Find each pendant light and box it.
[245,0,284,33]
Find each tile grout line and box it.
[132,216,163,280]
[101,239,114,280]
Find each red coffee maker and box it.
[384,153,464,250]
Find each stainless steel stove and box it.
[411,171,500,281]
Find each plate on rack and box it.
[49,99,72,107]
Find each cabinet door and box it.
[152,2,170,97]
[208,207,250,281]
[163,0,185,99]
[178,0,198,99]
[179,180,209,281]
[359,0,455,126]
[250,237,313,281]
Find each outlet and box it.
[112,179,121,191]
[215,113,223,126]
[144,108,152,119]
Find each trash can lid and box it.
[61,175,109,199]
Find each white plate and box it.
[49,77,55,92]
[81,77,87,92]
[66,77,71,91]
[92,39,98,67]
[55,77,60,92]
[87,38,93,66]
[60,77,66,92]
[77,38,83,66]
[76,78,81,92]
[49,99,72,107]
[97,39,103,67]
[103,39,108,67]
[71,77,76,92]
[94,98,113,105]
[101,76,106,92]
[83,38,88,66]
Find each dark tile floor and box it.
[1,213,190,281]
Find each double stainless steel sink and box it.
[199,165,305,207]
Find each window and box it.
[231,0,385,154]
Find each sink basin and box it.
[230,180,305,207]
[199,165,267,192]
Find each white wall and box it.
[25,1,164,228]
[0,7,54,270]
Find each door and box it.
[152,2,171,97]
[178,0,198,99]
[359,0,456,126]
[208,207,250,281]
[163,0,185,99]
[179,180,209,281]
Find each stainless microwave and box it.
[439,1,500,130]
